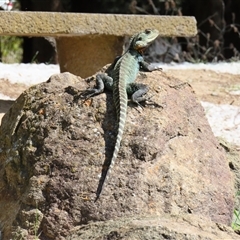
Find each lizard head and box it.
[130,29,159,54]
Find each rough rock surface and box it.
[0,71,236,239]
[66,214,239,240]
[0,12,196,37]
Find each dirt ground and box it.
[166,69,240,106]
[0,69,240,123]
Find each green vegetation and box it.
[232,191,240,231]
[0,36,23,63]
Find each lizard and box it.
[86,29,160,201]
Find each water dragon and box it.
[86,29,160,201]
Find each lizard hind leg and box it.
[85,73,114,99]
[128,83,149,106]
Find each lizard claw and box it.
[156,67,163,71]
[152,66,162,71]
[134,104,143,113]
[78,88,103,100]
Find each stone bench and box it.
[0,12,197,77]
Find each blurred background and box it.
[0,0,239,65]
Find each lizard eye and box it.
[138,37,142,41]
[145,29,151,34]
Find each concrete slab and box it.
[0,12,197,37]
[0,12,197,77]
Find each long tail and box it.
[95,78,128,201]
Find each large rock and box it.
[66,214,239,240]
[0,71,236,239]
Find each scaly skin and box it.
[87,29,160,201]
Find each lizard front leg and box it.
[140,60,162,72]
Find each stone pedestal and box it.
[56,35,124,78]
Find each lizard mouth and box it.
[135,41,154,53]
[138,48,145,55]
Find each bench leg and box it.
[56,35,124,78]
